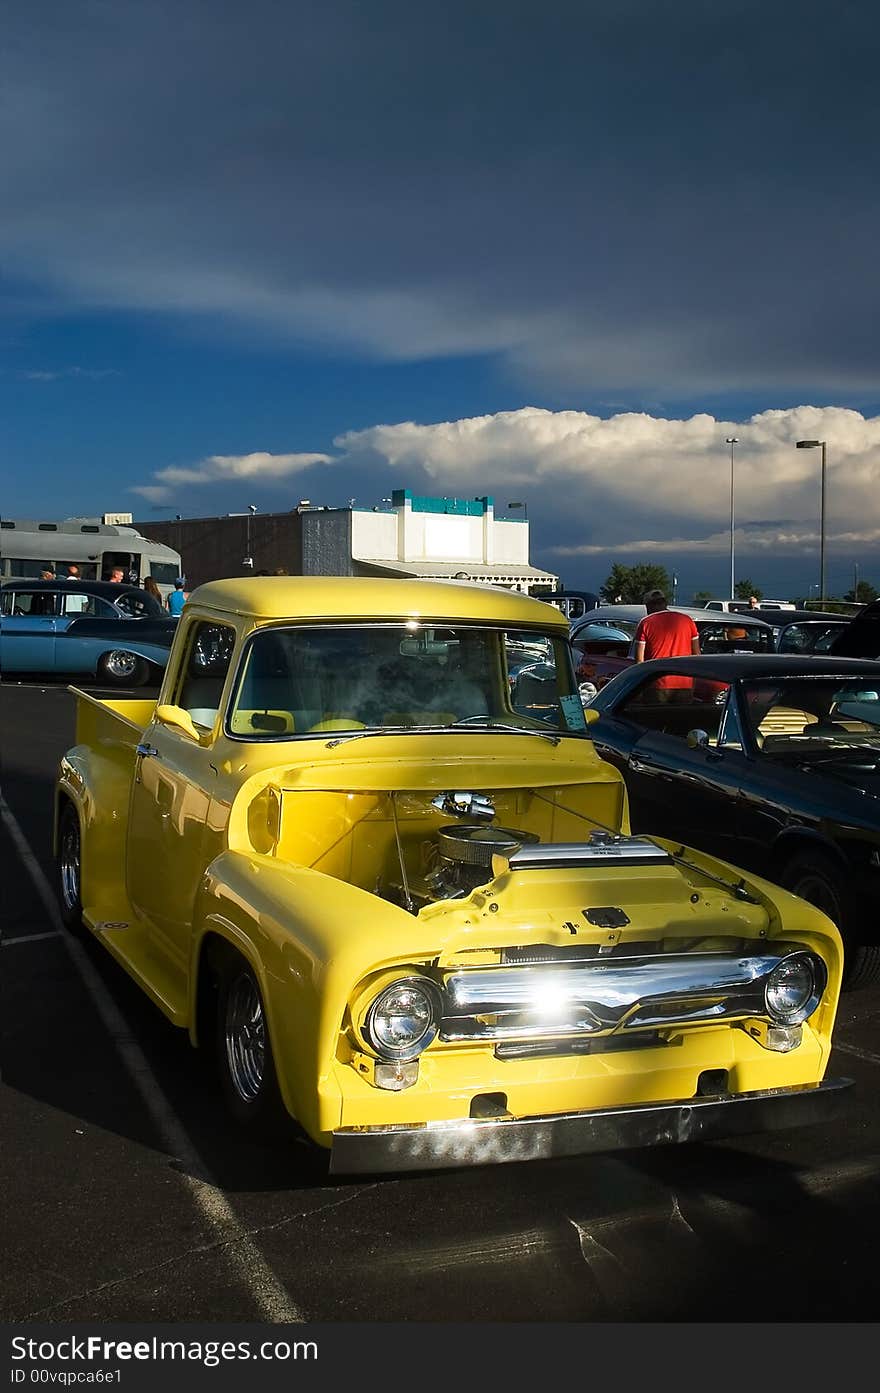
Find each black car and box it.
[0,579,177,685]
[829,598,880,659]
[775,616,851,654]
[585,653,880,989]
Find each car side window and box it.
[114,591,150,617]
[2,590,57,616]
[60,593,117,618]
[175,622,236,730]
[716,690,745,750]
[617,675,729,742]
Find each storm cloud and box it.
[2,0,879,396]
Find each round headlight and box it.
[765,953,823,1024]
[364,978,441,1060]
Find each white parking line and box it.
[2,930,64,947]
[0,790,303,1322]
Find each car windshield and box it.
[776,622,847,654]
[741,678,880,760]
[227,623,588,739]
[697,621,774,654]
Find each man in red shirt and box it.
[634,589,700,700]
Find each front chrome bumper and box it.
[329,1077,852,1175]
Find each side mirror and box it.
[156,703,211,743]
[583,707,600,725]
[686,728,710,750]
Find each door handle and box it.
[136,742,160,759]
[629,756,673,781]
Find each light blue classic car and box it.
[0,579,177,685]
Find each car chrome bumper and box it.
[329,1077,853,1175]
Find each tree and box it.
[844,579,878,604]
[692,589,714,606]
[599,563,673,605]
[734,579,762,601]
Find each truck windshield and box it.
[227,623,587,739]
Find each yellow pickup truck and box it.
[54,576,849,1174]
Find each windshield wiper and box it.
[325,721,562,748]
[454,719,561,745]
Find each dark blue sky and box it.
[2,1,878,600]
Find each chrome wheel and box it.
[224,971,266,1104]
[59,811,81,912]
[104,649,139,680]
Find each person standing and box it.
[634,588,700,701]
[65,564,80,580]
[108,566,125,583]
[142,575,163,605]
[166,577,188,617]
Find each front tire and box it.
[780,849,880,990]
[56,801,84,933]
[97,649,149,687]
[216,957,286,1132]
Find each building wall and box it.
[491,518,530,564]
[302,510,354,575]
[136,513,303,589]
[138,492,540,590]
[350,510,397,561]
[350,495,530,566]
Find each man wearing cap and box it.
[634,589,700,700]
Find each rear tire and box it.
[779,849,880,990]
[56,801,84,934]
[215,956,287,1134]
[97,649,149,687]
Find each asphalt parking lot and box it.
[2,676,880,1323]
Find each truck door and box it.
[126,619,236,992]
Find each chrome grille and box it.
[439,948,823,1043]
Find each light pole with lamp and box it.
[725,436,738,598]
[795,439,827,602]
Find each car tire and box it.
[215,956,286,1133]
[779,849,880,990]
[56,801,84,934]
[97,650,149,687]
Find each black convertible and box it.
[585,653,880,989]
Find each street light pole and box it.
[725,437,738,598]
[796,439,827,602]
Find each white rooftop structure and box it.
[344,489,558,594]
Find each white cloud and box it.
[19,366,118,381]
[129,483,173,503]
[154,450,333,486]
[554,525,880,557]
[128,404,880,570]
[336,404,880,549]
